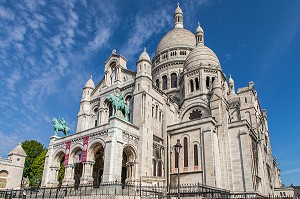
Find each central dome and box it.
[156,28,196,54]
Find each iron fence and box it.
[0,182,295,199]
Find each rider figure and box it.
[61,118,66,126]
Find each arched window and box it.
[162,75,167,90]
[157,161,162,177]
[156,79,160,88]
[159,111,162,122]
[194,145,199,167]
[206,76,210,89]
[110,62,117,82]
[184,137,188,167]
[155,105,158,119]
[171,73,177,88]
[153,160,157,176]
[0,170,8,188]
[195,78,199,90]
[94,108,98,127]
[152,106,154,118]
[245,97,247,103]
[109,103,113,117]
[190,79,194,92]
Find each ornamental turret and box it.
[136,48,152,79]
[174,3,183,28]
[228,74,237,97]
[77,76,95,132]
[196,22,204,46]
[82,76,95,100]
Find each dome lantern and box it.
[84,75,95,89]
[196,22,204,46]
[138,47,150,62]
[228,74,237,95]
[174,3,183,29]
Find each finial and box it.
[229,74,231,78]
[90,75,92,79]
[177,2,180,7]
[198,22,200,27]
[143,47,146,52]
[112,49,116,54]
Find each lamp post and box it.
[174,139,182,199]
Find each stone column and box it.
[102,117,124,182]
[80,162,94,185]
[47,167,60,187]
[62,165,75,186]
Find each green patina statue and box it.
[106,92,130,121]
[52,117,70,136]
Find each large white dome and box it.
[156,28,196,54]
[184,45,220,70]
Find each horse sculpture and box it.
[106,93,130,121]
[52,117,70,136]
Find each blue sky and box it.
[0,0,299,185]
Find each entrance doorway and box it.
[121,146,136,184]
[74,163,83,187]
[92,145,104,187]
[72,149,83,188]
[121,152,128,184]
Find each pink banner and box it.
[81,136,89,162]
[64,141,71,166]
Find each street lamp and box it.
[174,139,182,199]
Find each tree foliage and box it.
[30,150,47,187]
[58,161,65,185]
[22,140,46,187]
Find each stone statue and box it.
[106,92,130,121]
[52,117,70,136]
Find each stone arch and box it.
[88,139,105,162]
[124,93,133,122]
[103,98,113,119]
[88,140,105,186]
[53,149,65,167]
[0,170,9,189]
[121,145,137,183]
[52,149,65,185]
[70,144,83,164]
[70,145,83,187]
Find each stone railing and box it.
[0,157,12,163]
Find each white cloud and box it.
[6,70,22,92]
[0,5,15,21]
[121,8,172,61]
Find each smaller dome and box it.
[138,47,150,62]
[228,74,234,84]
[196,22,203,33]
[84,76,95,89]
[175,3,183,14]
[184,45,220,70]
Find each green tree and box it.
[22,140,46,187]
[58,161,65,186]
[30,150,47,188]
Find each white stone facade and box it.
[0,144,26,190]
[42,4,282,196]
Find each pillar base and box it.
[62,178,75,186]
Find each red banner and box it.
[64,141,71,166]
[81,136,89,162]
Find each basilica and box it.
[42,4,282,196]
